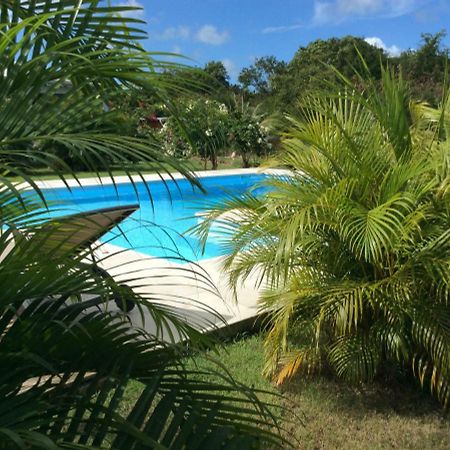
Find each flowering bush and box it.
[159,99,229,169]
[157,97,272,169]
[229,113,272,167]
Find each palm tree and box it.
[196,66,450,406]
[0,1,287,448]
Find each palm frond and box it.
[194,62,450,406]
[0,1,289,447]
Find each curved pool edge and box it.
[96,241,264,342]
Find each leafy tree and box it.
[0,2,288,448]
[238,56,287,95]
[228,97,272,167]
[159,97,273,169]
[196,67,450,406]
[271,36,387,111]
[395,30,449,105]
[158,99,230,169]
[204,60,230,88]
[410,30,448,77]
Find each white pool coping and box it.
[26,167,288,190]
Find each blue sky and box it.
[117,0,450,81]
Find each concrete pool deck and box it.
[96,242,263,341]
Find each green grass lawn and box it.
[17,156,248,181]
[122,335,449,450]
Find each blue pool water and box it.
[40,173,268,261]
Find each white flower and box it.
[205,129,213,137]
[257,137,263,144]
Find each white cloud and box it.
[156,26,191,41]
[313,0,420,24]
[196,25,230,45]
[151,24,229,46]
[262,23,303,34]
[117,0,145,19]
[222,58,237,77]
[365,36,402,56]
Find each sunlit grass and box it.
[122,335,449,450]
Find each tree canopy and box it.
[204,60,230,87]
[393,30,449,104]
[266,36,387,111]
[238,56,287,94]
[235,33,448,112]
[118,32,449,135]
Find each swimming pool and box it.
[40,172,268,261]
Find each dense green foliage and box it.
[239,33,448,112]
[204,60,231,88]
[227,97,272,167]
[156,97,272,169]
[238,56,287,95]
[268,36,386,111]
[115,32,448,166]
[0,1,287,448]
[196,68,450,406]
[393,30,449,104]
[159,98,229,168]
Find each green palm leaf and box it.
[0,1,288,448]
[195,62,450,406]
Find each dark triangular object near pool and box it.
[13,204,139,312]
[28,204,139,256]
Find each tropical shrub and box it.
[158,96,272,169]
[159,99,229,168]
[228,97,272,167]
[0,2,287,448]
[196,68,450,406]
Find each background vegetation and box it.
[97,31,449,173]
[19,29,448,174]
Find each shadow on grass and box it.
[279,372,446,419]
